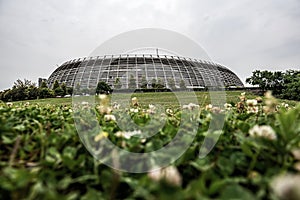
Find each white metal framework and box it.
[47,54,244,89]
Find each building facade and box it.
[47,54,244,90]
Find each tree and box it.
[156,78,165,89]
[179,79,186,89]
[40,81,48,88]
[66,87,73,95]
[52,80,60,90]
[38,80,53,98]
[245,70,283,93]
[151,78,157,89]
[167,78,176,90]
[51,80,64,97]
[246,69,300,100]
[140,76,148,89]
[10,85,26,101]
[114,77,122,89]
[73,83,82,95]
[281,70,300,101]
[96,81,112,94]
[54,87,64,97]
[10,79,37,100]
[0,89,12,101]
[61,83,67,96]
[39,88,53,99]
[13,79,36,88]
[27,86,39,100]
[128,75,136,89]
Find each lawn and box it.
[13,91,297,107]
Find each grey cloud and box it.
[0,0,299,90]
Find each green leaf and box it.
[241,142,254,157]
[217,157,234,176]
[1,135,15,144]
[220,184,256,200]
[81,188,103,200]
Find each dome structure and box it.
[47,54,243,90]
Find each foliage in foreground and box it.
[0,92,300,200]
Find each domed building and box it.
[47,54,243,90]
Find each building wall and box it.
[47,55,244,89]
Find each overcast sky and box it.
[0,0,299,90]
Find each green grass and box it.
[14,97,72,106]
[13,91,298,107]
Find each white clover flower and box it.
[104,114,116,121]
[271,174,300,200]
[182,104,189,109]
[148,166,182,186]
[224,103,232,110]
[98,94,107,100]
[249,125,277,140]
[166,108,173,115]
[147,104,156,114]
[265,91,273,99]
[129,108,139,113]
[183,103,200,110]
[131,97,138,106]
[112,102,120,110]
[239,92,247,101]
[146,109,155,114]
[205,104,213,110]
[6,102,13,107]
[211,106,223,113]
[134,109,139,113]
[264,91,278,113]
[97,105,112,114]
[81,101,89,105]
[149,104,155,110]
[292,149,300,160]
[255,97,263,103]
[282,103,289,108]
[24,102,30,107]
[246,99,258,107]
[115,130,142,139]
[247,106,259,114]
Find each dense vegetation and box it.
[0,79,73,102]
[246,70,300,100]
[0,92,300,199]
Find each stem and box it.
[9,135,21,167]
[248,149,260,173]
[110,170,120,200]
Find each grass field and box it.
[13,91,298,107]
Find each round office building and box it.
[47,54,244,90]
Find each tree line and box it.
[246,69,300,100]
[0,79,73,102]
[0,77,187,102]
[114,75,187,90]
